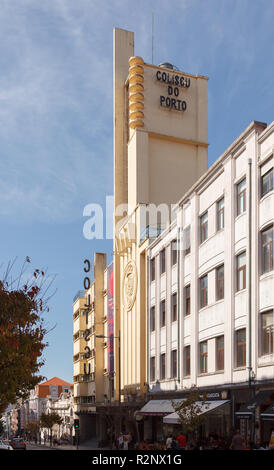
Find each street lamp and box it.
[96,331,121,430]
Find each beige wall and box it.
[113,27,209,400]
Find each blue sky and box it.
[1,0,274,383]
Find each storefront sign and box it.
[156,70,190,112]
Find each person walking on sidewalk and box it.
[230,430,244,450]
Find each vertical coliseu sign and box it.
[107,262,114,374]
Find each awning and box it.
[163,400,230,424]
[261,403,274,421]
[139,399,184,417]
[235,390,274,419]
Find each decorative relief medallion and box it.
[123,259,137,311]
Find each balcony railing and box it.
[140,224,166,244]
[73,290,85,303]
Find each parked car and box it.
[0,440,13,451]
[9,437,26,450]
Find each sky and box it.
[1,0,274,383]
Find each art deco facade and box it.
[72,27,274,444]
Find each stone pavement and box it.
[28,438,109,451]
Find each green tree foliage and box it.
[40,412,63,443]
[0,257,56,414]
[25,420,40,439]
[172,388,209,434]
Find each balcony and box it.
[73,290,85,303]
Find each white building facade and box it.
[146,120,274,443]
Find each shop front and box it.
[235,389,274,444]
[139,399,183,442]
[163,400,231,440]
[260,402,274,446]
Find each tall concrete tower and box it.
[113,27,208,404]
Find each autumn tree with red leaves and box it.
[0,257,56,414]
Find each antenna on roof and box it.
[152,11,155,65]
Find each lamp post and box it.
[96,332,121,432]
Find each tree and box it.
[40,412,63,444]
[171,388,209,436]
[0,257,56,414]
[25,420,40,441]
[0,418,4,436]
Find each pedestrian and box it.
[171,435,178,450]
[118,432,124,450]
[166,434,172,449]
[230,429,244,450]
[127,432,133,449]
[177,432,187,449]
[123,435,128,450]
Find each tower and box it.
[113,28,208,404]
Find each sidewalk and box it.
[29,438,109,451]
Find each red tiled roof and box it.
[39,377,72,387]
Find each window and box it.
[200,212,208,244]
[171,350,177,378]
[150,306,155,332]
[236,178,246,216]
[216,265,224,300]
[261,311,274,356]
[236,329,246,368]
[236,252,246,291]
[150,258,155,282]
[160,249,166,274]
[217,197,224,231]
[261,225,273,274]
[160,353,166,380]
[184,345,190,376]
[261,168,273,197]
[160,300,166,327]
[200,341,208,373]
[185,285,191,316]
[200,275,208,308]
[150,356,156,382]
[216,336,224,371]
[171,239,177,266]
[171,293,177,322]
[183,226,191,255]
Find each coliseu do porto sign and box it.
[156,69,190,112]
